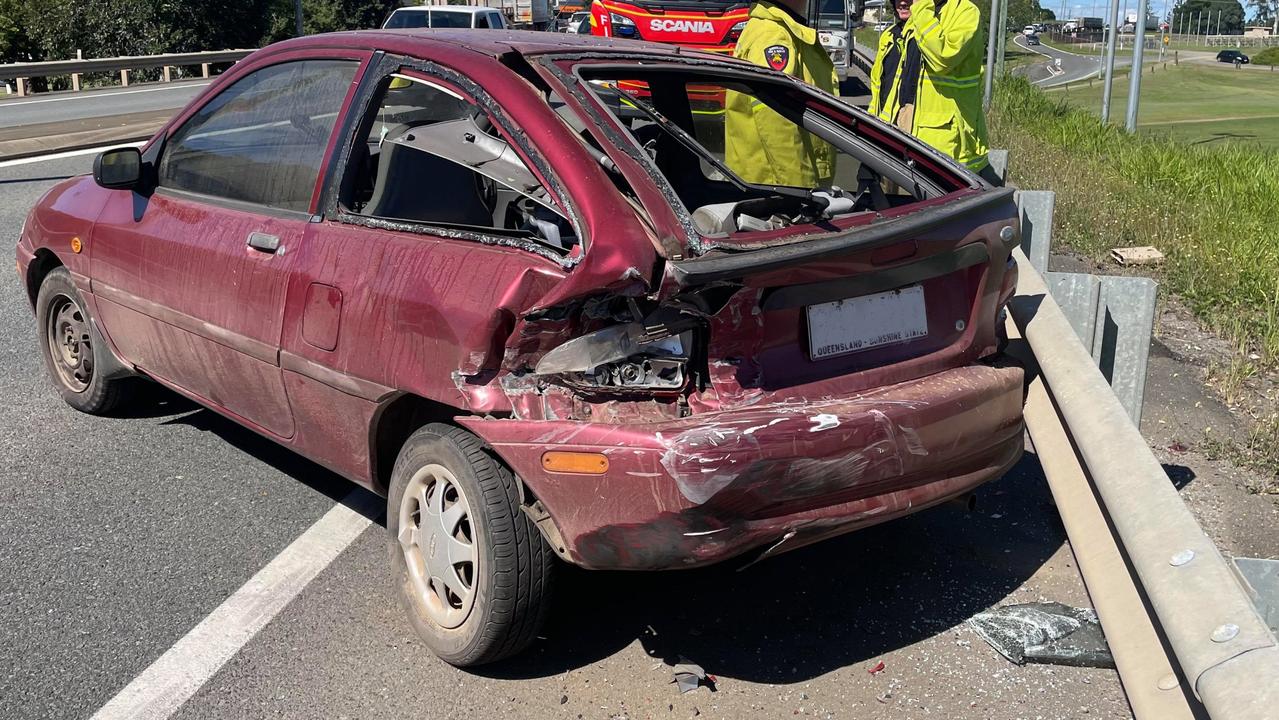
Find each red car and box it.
[18,30,1024,666]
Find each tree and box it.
[973,0,1055,32]
[0,0,40,62]
[262,0,398,44]
[1171,0,1246,33]
[1246,0,1278,32]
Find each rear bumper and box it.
[460,362,1025,570]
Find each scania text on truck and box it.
[591,0,751,54]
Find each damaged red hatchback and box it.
[17,30,1025,665]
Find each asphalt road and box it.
[1013,36,1107,87]
[0,151,1130,720]
[0,81,208,130]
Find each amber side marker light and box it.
[70,237,82,254]
[541,451,609,474]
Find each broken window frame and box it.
[320,53,587,266]
[532,53,974,254]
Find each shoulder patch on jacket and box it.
[764,44,790,71]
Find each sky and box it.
[1046,0,1246,22]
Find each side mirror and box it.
[93,147,143,190]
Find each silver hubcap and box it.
[398,464,478,629]
[46,295,93,393]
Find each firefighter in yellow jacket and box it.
[724,0,838,187]
[870,0,997,182]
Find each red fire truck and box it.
[589,0,751,54]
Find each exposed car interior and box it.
[577,68,947,237]
[341,75,578,251]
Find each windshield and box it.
[818,0,846,15]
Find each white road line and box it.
[90,491,378,720]
[0,142,145,169]
[0,82,210,107]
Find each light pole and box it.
[295,0,304,36]
[1101,0,1122,122]
[1124,0,1150,131]
[983,0,1001,110]
[996,0,1009,76]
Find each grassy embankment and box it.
[990,73,1279,362]
[1049,62,1279,148]
[991,74,1279,477]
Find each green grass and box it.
[853,27,880,50]
[990,75,1279,362]
[1049,63,1279,149]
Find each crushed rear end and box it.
[458,48,1025,570]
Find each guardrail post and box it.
[72,49,82,92]
[162,65,171,83]
[120,69,130,87]
[987,149,1009,184]
[201,63,210,79]
[1016,189,1054,274]
[16,77,27,97]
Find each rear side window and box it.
[341,74,577,252]
[158,60,357,212]
[475,13,490,28]
[427,11,472,28]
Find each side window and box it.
[492,12,505,28]
[475,13,490,28]
[342,75,577,251]
[158,60,358,212]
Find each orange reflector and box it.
[541,451,609,475]
[70,237,82,254]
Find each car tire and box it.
[35,267,131,414]
[387,423,555,666]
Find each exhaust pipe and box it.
[949,492,978,512]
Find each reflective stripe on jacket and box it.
[869,25,906,122]
[875,0,990,171]
[724,1,838,188]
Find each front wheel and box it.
[387,424,555,666]
[35,267,132,414]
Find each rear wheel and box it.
[35,268,131,414]
[387,423,555,666]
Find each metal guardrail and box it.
[1008,185,1279,718]
[0,49,253,96]
[850,39,875,77]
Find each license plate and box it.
[807,286,928,360]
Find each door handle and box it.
[247,232,282,254]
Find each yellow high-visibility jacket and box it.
[873,0,990,172]
[724,1,838,187]
[868,24,910,124]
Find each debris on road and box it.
[967,602,1115,668]
[671,658,717,693]
[867,660,885,675]
[1110,246,1165,266]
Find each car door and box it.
[89,55,364,438]
[275,62,579,482]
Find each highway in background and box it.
[1013,35,1106,87]
[0,80,207,129]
